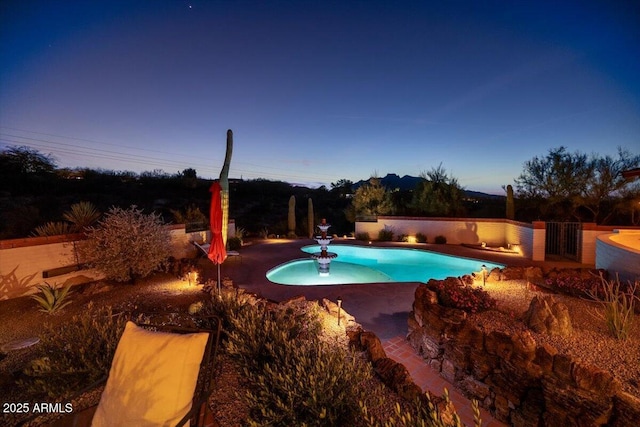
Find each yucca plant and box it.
[30,282,73,314]
[63,201,101,232]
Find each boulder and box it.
[360,331,386,362]
[523,295,573,337]
[374,357,423,401]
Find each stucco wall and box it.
[0,222,235,300]
[596,230,640,283]
[355,216,538,257]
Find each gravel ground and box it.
[1,274,638,426]
[473,279,640,396]
[0,275,405,426]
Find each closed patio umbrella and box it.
[208,181,227,294]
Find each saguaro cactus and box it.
[506,184,514,220]
[288,195,296,237]
[219,129,233,245]
[307,198,314,238]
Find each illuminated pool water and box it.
[266,244,504,286]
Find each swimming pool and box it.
[266,244,504,286]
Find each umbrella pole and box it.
[217,263,221,296]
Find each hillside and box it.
[354,173,505,200]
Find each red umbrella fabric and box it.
[208,181,227,265]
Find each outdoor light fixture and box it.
[337,296,342,326]
[481,265,487,286]
[187,271,198,287]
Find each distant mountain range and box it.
[353,173,505,200]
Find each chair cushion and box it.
[92,321,209,427]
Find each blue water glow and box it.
[266,244,504,286]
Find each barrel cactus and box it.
[219,129,233,244]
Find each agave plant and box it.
[32,221,72,237]
[31,282,73,314]
[63,201,101,232]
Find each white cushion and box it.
[92,321,209,427]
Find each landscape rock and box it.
[374,357,423,401]
[360,331,386,362]
[523,295,573,336]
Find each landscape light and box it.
[481,265,487,286]
[337,297,342,325]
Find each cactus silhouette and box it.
[506,184,514,220]
[288,195,296,236]
[307,198,314,238]
[219,129,233,244]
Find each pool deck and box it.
[205,238,591,426]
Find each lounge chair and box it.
[192,241,242,263]
[23,315,221,427]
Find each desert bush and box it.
[545,274,603,299]
[244,339,373,426]
[224,300,371,426]
[227,236,242,251]
[378,227,394,242]
[21,304,127,398]
[170,204,206,225]
[77,205,172,282]
[30,282,73,314]
[429,279,496,314]
[32,221,71,237]
[588,276,639,340]
[434,235,447,244]
[415,232,427,243]
[191,289,256,338]
[225,301,322,372]
[398,234,409,242]
[368,389,481,427]
[356,232,370,241]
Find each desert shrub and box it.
[225,300,371,426]
[370,389,481,427]
[244,339,373,426]
[225,301,322,372]
[429,279,496,314]
[545,274,603,299]
[588,277,639,340]
[77,205,172,282]
[378,227,394,242]
[398,234,409,242]
[356,232,370,241]
[30,282,73,314]
[190,290,256,339]
[20,304,127,398]
[170,204,206,225]
[434,235,447,244]
[32,221,71,237]
[227,236,242,251]
[415,232,427,243]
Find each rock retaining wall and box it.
[408,281,640,426]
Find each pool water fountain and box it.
[310,218,337,276]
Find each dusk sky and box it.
[1,0,639,194]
